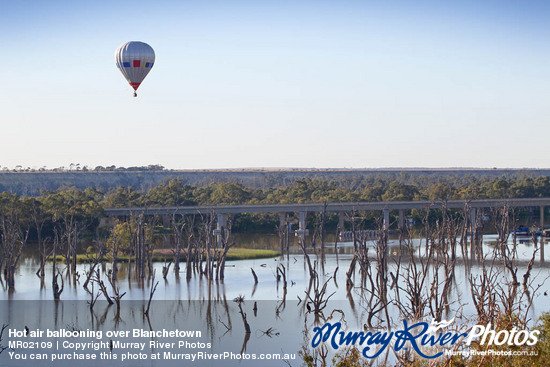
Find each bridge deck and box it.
[104,198,550,216]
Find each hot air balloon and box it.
[115,41,155,97]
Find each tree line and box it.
[105,175,550,207]
[1,164,165,172]
[1,174,549,241]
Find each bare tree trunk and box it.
[52,230,64,300]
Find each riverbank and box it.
[48,247,280,264]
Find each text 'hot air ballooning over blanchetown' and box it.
[115,41,155,97]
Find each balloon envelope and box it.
[115,41,155,94]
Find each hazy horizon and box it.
[2,165,550,172]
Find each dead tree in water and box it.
[51,230,64,300]
[375,219,391,328]
[494,206,540,320]
[91,269,113,305]
[468,205,542,328]
[395,211,433,321]
[127,214,154,280]
[459,202,471,264]
[428,205,462,321]
[170,213,185,274]
[129,214,144,279]
[342,211,361,293]
[64,216,79,276]
[470,207,484,260]
[345,210,370,291]
[52,270,64,300]
[29,198,48,279]
[276,263,288,314]
[0,324,8,355]
[37,238,53,289]
[195,213,215,280]
[107,224,123,283]
[144,272,159,316]
[350,217,392,329]
[492,206,519,284]
[319,202,327,257]
[107,275,126,316]
[298,235,316,279]
[83,238,108,292]
[162,259,172,279]
[250,268,259,284]
[183,215,196,280]
[234,295,251,333]
[0,193,29,290]
[276,220,288,258]
[216,218,234,280]
[277,263,288,290]
[310,203,328,273]
[305,275,335,323]
[233,294,251,354]
[469,255,499,324]
[87,282,100,311]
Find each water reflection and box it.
[3,235,550,301]
[2,233,550,365]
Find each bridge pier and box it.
[338,211,345,232]
[215,213,228,247]
[469,208,476,230]
[398,209,404,230]
[299,211,306,232]
[162,214,171,228]
[470,208,479,258]
[278,212,288,255]
[279,212,286,228]
[383,209,390,232]
[295,211,309,242]
[398,209,405,244]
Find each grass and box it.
[48,247,280,264]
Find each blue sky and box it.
[1,0,549,169]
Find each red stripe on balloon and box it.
[130,82,141,91]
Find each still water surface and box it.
[1,234,549,366]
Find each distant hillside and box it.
[1,168,550,196]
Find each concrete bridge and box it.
[105,198,550,243]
